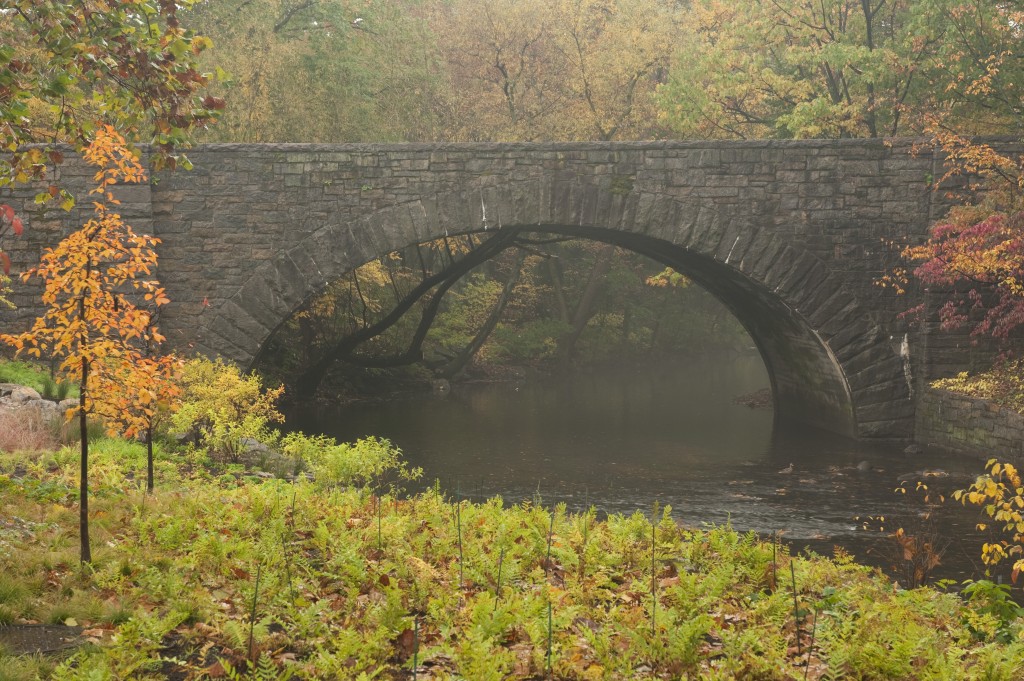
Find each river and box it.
[285,354,1000,584]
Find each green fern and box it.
[220,656,294,681]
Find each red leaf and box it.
[395,628,415,659]
[203,95,226,110]
[0,204,12,222]
[11,218,23,235]
[1,252,10,275]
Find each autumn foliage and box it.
[892,134,1024,340]
[1,126,177,561]
[1,0,220,185]
[954,459,1024,582]
[2,127,171,406]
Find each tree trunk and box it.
[649,294,670,353]
[436,250,527,379]
[146,423,154,494]
[79,358,91,564]
[557,244,615,371]
[620,304,631,355]
[293,229,520,398]
[548,257,570,323]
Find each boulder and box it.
[239,436,272,456]
[0,384,42,403]
[20,399,62,423]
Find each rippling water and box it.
[286,355,998,583]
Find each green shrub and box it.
[492,318,570,361]
[280,433,421,490]
[171,357,284,460]
[961,579,1024,643]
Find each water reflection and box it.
[286,355,992,581]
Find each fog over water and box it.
[287,355,995,582]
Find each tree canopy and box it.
[1,0,220,180]
[658,0,1024,140]
[164,0,1023,144]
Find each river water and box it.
[286,355,999,584]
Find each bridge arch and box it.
[194,177,914,439]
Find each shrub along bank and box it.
[0,440,1022,680]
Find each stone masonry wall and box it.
[916,387,1024,462]
[3,139,1023,439]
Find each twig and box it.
[772,531,778,592]
[282,534,295,607]
[377,493,383,552]
[651,515,657,639]
[494,546,505,612]
[803,609,819,681]
[290,487,297,529]
[545,510,555,571]
[248,563,262,663]
[791,561,801,658]
[412,616,419,681]
[546,599,553,677]
[456,500,464,589]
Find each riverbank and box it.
[0,443,1022,680]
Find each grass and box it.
[0,408,64,453]
[0,442,1021,680]
[0,359,77,400]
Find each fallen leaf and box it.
[395,628,415,660]
[204,661,226,678]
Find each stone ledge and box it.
[915,387,1024,461]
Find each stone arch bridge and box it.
[1,139,1001,440]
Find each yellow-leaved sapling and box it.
[954,459,1024,583]
[1,126,173,563]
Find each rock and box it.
[856,461,871,472]
[58,398,78,413]
[0,623,85,655]
[239,436,271,455]
[20,399,62,423]
[174,431,198,446]
[903,444,923,455]
[0,384,42,403]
